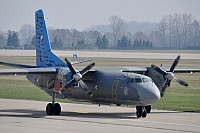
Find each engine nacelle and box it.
[147,68,165,91]
[36,75,55,89]
[57,68,79,88]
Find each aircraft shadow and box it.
[0,108,185,120]
[0,108,137,119]
[0,109,46,118]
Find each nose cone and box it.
[136,84,160,105]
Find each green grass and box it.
[153,73,200,112]
[0,76,51,101]
[153,87,200,112]
[0,54,199,112]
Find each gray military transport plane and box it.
[0,9,199,118]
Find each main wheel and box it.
[136,106,143,118]
[145,105,151,113]
[46,103,54,115]
[116,104,121,106]
[54,103,61,115]
[142,109,147,118]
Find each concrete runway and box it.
[0,50,200,59]
[0,99,199,133]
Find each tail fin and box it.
[35,9,67,67]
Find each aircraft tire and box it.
[142,109,147,118]
[46,103,54,115]
[54,103,61,115]
[136,106,143,118]
[116,104,121,106]
[145,105,151,113]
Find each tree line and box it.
[0,13,199,50]
[155,13,200,49]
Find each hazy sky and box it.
[0,0,200,32]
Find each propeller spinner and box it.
[64,58,95,96]
[151,56,188,97]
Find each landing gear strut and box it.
[136,106,147,118]
[46,92,61,115]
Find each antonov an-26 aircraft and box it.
[0,10,199,118]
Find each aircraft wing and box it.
[0,61,36,68]
[0,58,91,68]
[121,67,200,74]
[0,68,57,75]
[121,67,147,74]
[169,68,200,73]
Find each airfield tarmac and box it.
[0,99,199,133]
[0,50,200,59]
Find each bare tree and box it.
[0,34,6,48]
[182,13,194,48]
[159,16,167,47]
[173,13,182,49]
[190,19,200,47]
[134,32,148,41]
[19,24,34,46]
[167,14,174,48]
[109,16,125,46]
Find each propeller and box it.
[64,58,95,96]
[151,56,188,97]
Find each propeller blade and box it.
[64,58,76,74]
[79,80,93,96]
[80,62,95,76]
[174,77,188,87]
[66,78,74,85]
[79,80,88,91]
[151,64,167,76]
[161,79,170,97]
[64,57,93,96]
[170,55,180,72]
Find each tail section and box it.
[35,9,67,67]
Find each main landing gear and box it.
[136,105,151,118]
[46,92,61,115]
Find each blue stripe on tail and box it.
[35,9,67,68]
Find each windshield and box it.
[128,77,153,84]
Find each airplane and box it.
[0,9,199,118]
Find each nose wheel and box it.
[136,106,147,118]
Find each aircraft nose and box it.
[136,84,160,105]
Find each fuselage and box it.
[26,68,160,106]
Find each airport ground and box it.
[0,99,200,133]
[0,50,200,132]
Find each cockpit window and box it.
[142,78,149,83]
[149,78,153,83]
[128,77,154,84]
[135,77,142,83]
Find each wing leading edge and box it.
[0,61,37,68]
[0,68,57,75]
[121,67,200,74]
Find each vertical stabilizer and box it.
[35,9,67,67]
